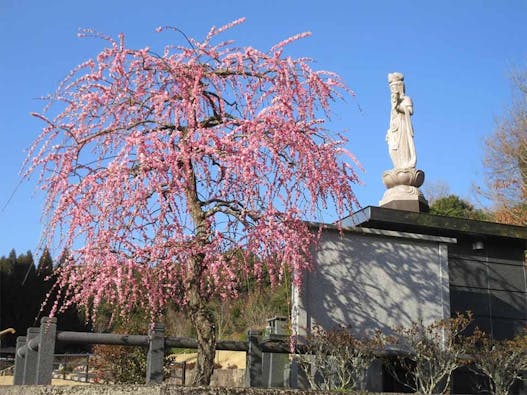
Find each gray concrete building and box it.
[292,206,527,342]
[291,206,527,392]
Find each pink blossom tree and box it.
[25,18,360,384]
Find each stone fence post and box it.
[13,336,26,385]
[23,327,40,384]
[146,323,165,384]
[245,330,262,387]
[36,317,57,385]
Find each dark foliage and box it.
[430,195,490,220]
[0,248,90,351]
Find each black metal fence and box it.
[52,353,91,382]
[13,317,290,386]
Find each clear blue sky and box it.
[1,0,526,257]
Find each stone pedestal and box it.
[380,168,429,212]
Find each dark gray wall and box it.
[448,237,527,339]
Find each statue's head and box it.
[388,72,405,94]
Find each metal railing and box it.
[52,354,91,382]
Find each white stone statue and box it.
[380,72,428,212]
[386,72,416,169]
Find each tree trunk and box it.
[183,154,216,385]
[189,299,216,385]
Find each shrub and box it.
[91,344,147,384]
[469,329,527,395]
[384,312,473,394]
[295,324,384,391]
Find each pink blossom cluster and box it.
[26,19,360,322]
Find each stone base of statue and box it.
[380,168,429,212]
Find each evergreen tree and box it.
[0,248,90,349]
[37,248,53,278]
[430,195,490,221]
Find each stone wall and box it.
[293,226,454,338]
[448,234,527,340]
[0,384,378,395]
[182,369,245,388]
